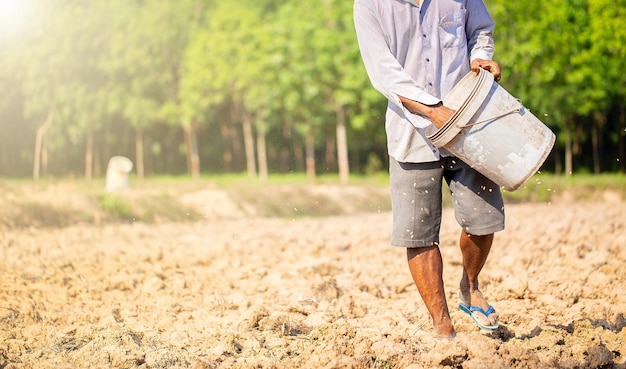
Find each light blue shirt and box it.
[354,0,495,162]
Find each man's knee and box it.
[407,244,439,260]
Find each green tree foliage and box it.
[0,0,624,178]
[491,0,626,173]
[107,0,198,178]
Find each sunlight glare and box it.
[0,0,32,32]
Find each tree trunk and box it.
[229,104,244,172]
[619,108,625,173]
[256,118,268,182]
[242,111,257,177]
[94,149,101,178]
[592,113,604,174]
[306,129,316,179]
[41,146,48,177]
[293,137,304,173]
[85,128,94,180]
[336,105,350,185]
[135,127,145,180]
[324,134,336,172]
[591,126,600,174]
[218,119,233,172]
[33,107,55,180]
[564,117,573,176]
[183,125,200,180]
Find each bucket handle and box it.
[461,99,523,128]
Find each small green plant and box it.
[98,194,135,220]
[373,358,393,369]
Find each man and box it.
[353,0,505,338]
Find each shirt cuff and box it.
[470,50,492,62]
[415,94,442,106]
[393,86,441,107]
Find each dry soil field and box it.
[1,186,625,368]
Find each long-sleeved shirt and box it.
[353,0,496,163]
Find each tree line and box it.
[1,0,624,181]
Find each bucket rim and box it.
[426,68,494,147]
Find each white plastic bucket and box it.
[426,68,556,191]
[105,156,133,192]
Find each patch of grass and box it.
[232,185,345,218]
[502,176,556,203]
[96,191,203,223]
[1,172,623,229]
[7,201,94,228]
[136,192,202,222]
[98,194,136,221]
[502,173,626,203]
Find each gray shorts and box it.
[389,157,505,247]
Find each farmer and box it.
[353,0,505,338]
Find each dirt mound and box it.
[1,200,625,368]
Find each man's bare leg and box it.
[458,231,499,326]
[407,245,456,338]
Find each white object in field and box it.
[105,156,133,192]
[426,68,556,191]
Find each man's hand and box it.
[471,59,501,82]
[399,97,455,129]
[427,102,455,129]
[397,61,501,131]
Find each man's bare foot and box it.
[459,288,499,327]
[433,317,456,339]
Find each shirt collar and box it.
[403,0,420,7]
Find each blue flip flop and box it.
[459,301,499,331]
